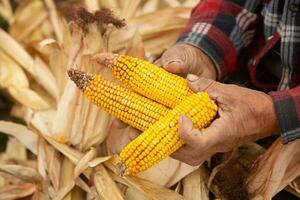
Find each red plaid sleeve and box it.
[177,0,261,80]
[269,86,300,144]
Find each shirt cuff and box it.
[176,23,237,81]
[269,87,300,144]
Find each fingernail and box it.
[166,59,182,65]
[187,74,199,82]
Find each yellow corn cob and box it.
[119,92,217,175]
[94,53,194,108]
[68,69,169,131]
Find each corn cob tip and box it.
[67,69,93,90]
[92,53,118,69]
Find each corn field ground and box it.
[0,0,299,200]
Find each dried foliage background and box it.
[0,0,299,200]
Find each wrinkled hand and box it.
[106,119,140,154]
[171,74,279,166]
[155,44,217,80]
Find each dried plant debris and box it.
[0,0,299,200]
[63,6,126,32]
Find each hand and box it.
[105,118,140,154]
[155,44,217,80]
[171,74,279,166]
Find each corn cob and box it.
[68,69,169,131]
[119,92,217,175]
[94,53,194,108]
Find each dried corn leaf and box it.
[40,40,68,93]
[142,0,159,14]
[124,30,145,58]
[143,29,182,55]
[53,182,75,200]
[139,157,198,187]
[0,183,37,200]
[31,110,56,136]
[0,121,38,154]
[5,137,27,160]
[99,0,119,11]
[58,158,75,200]
[246,139,300,199]
[0,175,4,187]
[9,0,47,41]
[44,142,62,191]
[0,29,57,101]
[124,176,185,200]
[126,187,150,200]
[83,24,105,54]
[75,177,95,197]
[80,104,111,150]
[94,164,125,200]
[85,0,100,12]
[164,0,181,7]
[129,8,189,36]
[287,177,300,197]
[33,56,59,100]
[0,50,29,88]
[0,0,12,21]
[8,86,50,109]
[43,135,83,165]
[74,147,97,178]
[0,164,42,183]
[51,80,79,143]
[182,167,209,200]
[183,0,200,7]
[88,156,113,167]
[44,0,63,44]
[37,137,48,180]
[120,0,141,20]
[0,15,34,75]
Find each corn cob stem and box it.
[68,69,169,131]
[94,53,194,108]
[119,92,218,175]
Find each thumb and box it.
[178,114,219,147]
[187,74,219,93]
[127,127,140,140]
[159,46,189,75]
[162,59,187,75]
[112,118,129,128]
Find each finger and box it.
[171,145,208,166]
[127,127,140,140]
[112,118,128,129]
[178,114,220,148]
[187,74,217,92]
[170,146,196,163]
[178,115,203,146]
[153,58,162,67]
[162,60,186,75]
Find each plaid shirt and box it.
[177,0,300,144]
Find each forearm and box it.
[177,0,262,80]
[269,85,300,144]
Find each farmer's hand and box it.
[171,74,279,166]
[106,119,140,154]
[155,43,217,80]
